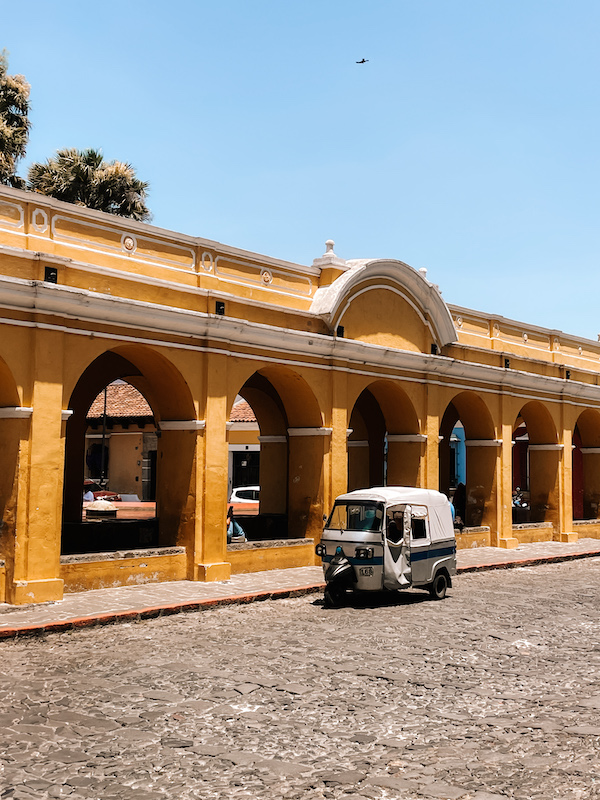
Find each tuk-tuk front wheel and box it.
[324,585,346,608]
[429,571,448,601]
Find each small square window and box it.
[411,518,427,540]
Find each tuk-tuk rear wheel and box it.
[429,571,448,601]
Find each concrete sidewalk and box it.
[2,538,600,640]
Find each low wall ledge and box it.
[227,538,312,551]
[511,522,553,530]
[60,546,186,564]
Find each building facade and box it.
[1,185,600,604]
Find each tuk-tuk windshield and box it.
[326,501,384,532]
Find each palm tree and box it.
[27,147,151,221]
[0,50,31,188]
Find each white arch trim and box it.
[310,258,457,346]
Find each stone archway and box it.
[230,365,326,541]
[439,391,497,528]
[572,409,600,521]
[512,401,559,526]
[62,346,196,556]
[348,380,422,492]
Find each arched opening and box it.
[512,401,559,526]
[572,409,600,521]
[228,366,325,542]
[62,347,196,555]
[348,381,421,492]
[0,356,22,582]
[439,392,496,528]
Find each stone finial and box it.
[312,239,347,271]
[419,267,428,279]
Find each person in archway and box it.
[452,482,466,530]
[227,506,246,543]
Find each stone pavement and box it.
[2,558,600,800]
[1,538,600,639]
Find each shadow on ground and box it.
[313,588,442,610]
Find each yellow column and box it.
[558,426,577,542]
[387,436,425,487]
[257,437,287,514]
[0,413,30,603]
[330,373,349,506]
[497,421,518,548]
[424,383,440,490]
[156,424,203,565]
[287,428,329,540]
[464,441,499,530]
[195,354,231,582]
[11,330,66,603]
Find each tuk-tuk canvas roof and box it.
[335,486,454,543]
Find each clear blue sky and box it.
[4,1,599,338]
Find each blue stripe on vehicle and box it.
[410,545,456,562]
[321,545,455,565]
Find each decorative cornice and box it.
[0,406,32,419]
[288,427,333,437]
[2,275,600,406]
[387,434,427,443]
[528,443,564,451]
[160,420,206,431]
[258,435,287,443]
[465,439,503,447]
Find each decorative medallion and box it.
[456,316,463,328]
[493,324,500,337]
[523,333,528,343]
[122,235,136,252]
[201,252,213,272]
[261,270,273,285]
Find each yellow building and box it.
[2,185,600,604]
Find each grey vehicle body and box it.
[316,487,457,598]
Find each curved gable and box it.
[311,258,457,351]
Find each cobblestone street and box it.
[1,558,600,800]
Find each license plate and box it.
[359,566,374,577]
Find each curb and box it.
[0,583,325,641]
[456,548,600,574]
[1,549,599,641]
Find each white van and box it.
[316,487,457,606]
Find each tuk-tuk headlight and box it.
[355,547,374,559]
[315,543,326,557]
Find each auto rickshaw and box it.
[315,487,457,607]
